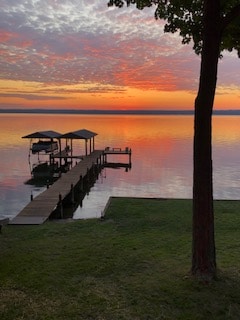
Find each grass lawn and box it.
[0,198,239,319]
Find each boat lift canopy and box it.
[60,129,97,140]
[60,129,97,155]
[22,130,62,139]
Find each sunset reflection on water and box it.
[0,114,239,220]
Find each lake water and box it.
[0,113,239,220]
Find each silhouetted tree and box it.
[108,0,240,281]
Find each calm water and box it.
[0,114,239,220]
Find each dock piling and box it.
[79,175,83,191]
[71,183,74,203]
[58,193,63,219]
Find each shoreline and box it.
[2,197,240,224]
[1,108,240,115]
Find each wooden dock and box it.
[10,147,132,225]
[10,150,103,225]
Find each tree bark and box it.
[192,0,222,281]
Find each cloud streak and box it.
[0,93,67,100]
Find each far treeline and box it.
[0,109,240,115]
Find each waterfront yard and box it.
[0,198,239,319]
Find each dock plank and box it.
[10,216,48,225]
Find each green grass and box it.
[0,198,239,320]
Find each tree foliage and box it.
[108,0,240,56]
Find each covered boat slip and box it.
[23,129,98,179]
[23,129,97,158]
[53,129,97,161]
[23,130,61,155]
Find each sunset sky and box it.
[1,0,240,111]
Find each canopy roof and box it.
[22,129,97,140]
[22,130,62,139]
[60,129,97,140]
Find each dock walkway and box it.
[10,150,103,225]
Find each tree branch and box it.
[222,4,240,31]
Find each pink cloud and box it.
[0,0,239,95]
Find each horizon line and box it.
[0,108,240,115]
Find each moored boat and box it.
[31,140,58,154]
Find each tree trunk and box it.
[192,0,222,281]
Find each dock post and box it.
[129,148,132,164]
[92,161,96,175]
[79,175,83,191]
[100,157,102,168]
[59,194,63,219]
[71,183,74,204]
[86,168,90,195]
[30,192,33,201]
[87,168,90,182]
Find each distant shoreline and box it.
[0,109,240,115]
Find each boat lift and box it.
[22,129,98,180]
